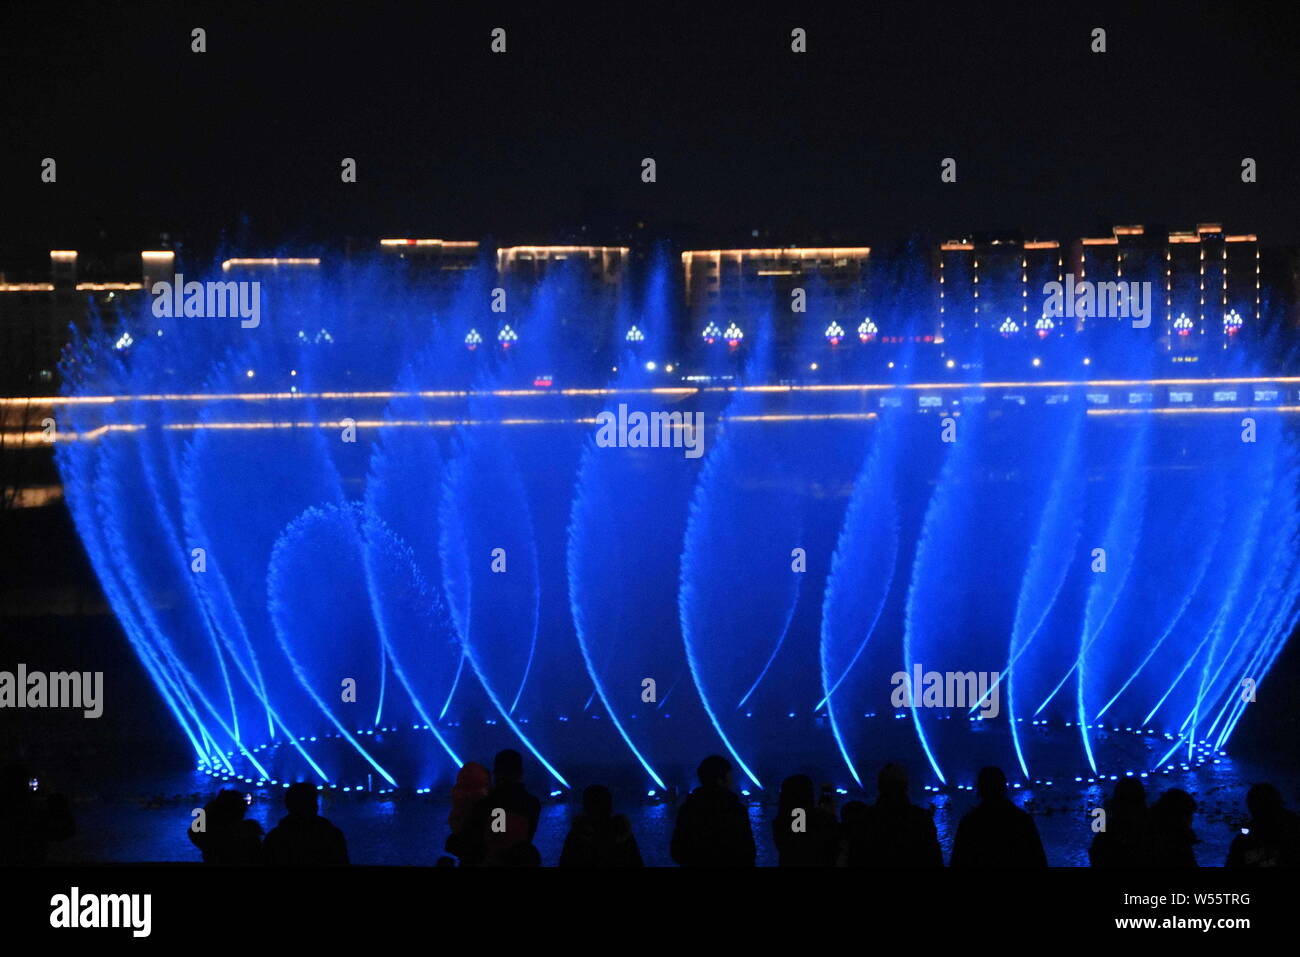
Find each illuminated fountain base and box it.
[197,713,1233,798]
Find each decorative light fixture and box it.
[1223,309,1242,336]
[701,321,721,345]
[464,328,482,351]
[498,324,518,349]
[999,317,1020,337]
[1034,316,1054,338]
[824,321,845,346]
[625,324,645,343]
[723,322,744,348]
[858,318,878,343]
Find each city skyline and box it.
[4,3,1299,259]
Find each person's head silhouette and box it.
[841,800,868,828]
[976,766,1007,802]
[582,785,613,819]
[697,754,732,789]
[1111,777,1147,810]
[778,774,815,811]
[877,762,909,801]
[285,782,320,817]
[1153,788,1196,829]
[1246,783,1284,822]
[209,789,248,825]
[454,762,491,794]
[493,749,524,786]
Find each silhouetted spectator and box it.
[839,800,869,866]
[671,755,756,867]
[846,763,942,867]
[263,783,349,866]
[771,774,840,867]
[448,761,491,834]
[502,841,542,867]
[1089,778,1149,868]
[189,789,262,865]
[1147,788,1198,867]
[446,749,542,867]
[443,761,491,863]
[560,785,643,867]
[949,766,1046,867]
[1227,783,1300,868]
[0,763,74,866]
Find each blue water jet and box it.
[53,252,1300,794]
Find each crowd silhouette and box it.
[185,782,349,866]
[444,748,542,866]
[4,754,1297,867]
[426,751,1299,868]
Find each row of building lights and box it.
[459,307,1246,357]
[463,322,658,352]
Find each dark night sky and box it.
[3,0,1299,265]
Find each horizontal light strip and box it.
[1087,405,1300,416]
[5,377,1299,408]
[13,406,1300,446]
